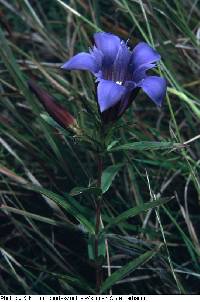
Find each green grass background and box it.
[0,0,200,294]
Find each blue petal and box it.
[90,46,103,68]
[61,52,99,73]
[94,32,121,66]
[97,80,126,112]
[133,62,156,82]
[117,81,137,115]
[131,42,160,71]
[112,42,131,82]
[138,76,167,106]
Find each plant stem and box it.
[95,154,103,294]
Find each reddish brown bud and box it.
[28,80,76,130]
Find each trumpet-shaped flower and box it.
[62,32,166,123]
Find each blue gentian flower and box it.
[62,32,166,123]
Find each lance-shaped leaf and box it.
[103,197,171,232]
[28,80,76,130]
[108,141,182,152]
[100,248,158,293]
[101,163,124,193]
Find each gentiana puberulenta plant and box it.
[62,32,166,292]
[29,32,166,294]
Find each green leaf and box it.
[108,141,181,152]
[100,249,158,293]
[88,233,106,261]
[40,113,63,129]
[88,234,95,260]
[98,233,106,258]
[70,186,102,197]
[27,185,95,234]
[106,140,119,151]
[101,164,124,193]
[0,206,64,227]
[104,197,171,232]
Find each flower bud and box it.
[28,80,77,131]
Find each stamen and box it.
[116,81,122,85]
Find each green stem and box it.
[95,154,103,293]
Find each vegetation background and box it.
[0,0,200,295]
